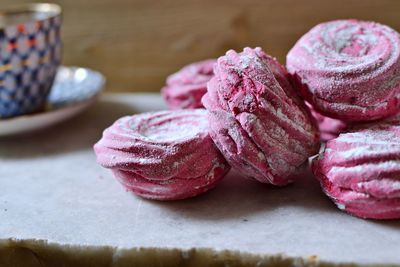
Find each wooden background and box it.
[4,0,400,92]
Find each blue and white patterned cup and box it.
[0,3,62,118]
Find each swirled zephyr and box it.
[313,114,400,219]
[287,19,400,122]
[161,59,216,109]
[94,109,230,201]
[202,47,320,186]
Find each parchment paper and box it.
[1,93,399,266]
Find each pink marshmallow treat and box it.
[94,109,230,200]
[312,114,400,219]
[202,47,320,186]
[287,19,400,122]
[306,102,348,141]
[161,59,216,109]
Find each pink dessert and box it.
[306,102,348,141]
[287,19,400,122]
[94,109,230,201]
[161,59,216,109]
[202,47,320,186]
[312,114,400,219]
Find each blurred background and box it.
[4,0,400,92]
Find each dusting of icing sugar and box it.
[243,94,254,106]
[328,160,400,177]
[131,110,209,142]
[95,109,221,177]
[206,158,228,178]
[266,156,295,176]
[94,108,231,200]
[321,22,378,58]
[240,55,253,69]
[287,20,400,121]
[327,100,388,112]
[205,47,319,185]
[143,183,175,194]
[239,54,264,70]
[392,181,400,190]
[240,115,310,177]
[333,145,400,160]
[140,121,203,142]
[335,134,398,146]
[259,98,314,138]
[309,20,399,74]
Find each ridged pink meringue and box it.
[202,47,320,186]
[313,114,400,219]
[94,109,230,200]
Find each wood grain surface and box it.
[4,0,400,92]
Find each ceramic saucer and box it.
[0,66,105,137]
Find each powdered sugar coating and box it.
[93,109,230,200]
[203,47,320,185]
[313,114,400,219]
[161,59,216,109]
[287,19,400,121]
[306,102,347,141]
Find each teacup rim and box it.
[0,3,62,29]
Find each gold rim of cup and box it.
[0,3,62,29]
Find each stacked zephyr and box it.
[202,47,320,186]
[313,114,400,219]
[286,19,400,219]
[94,109,230,200]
